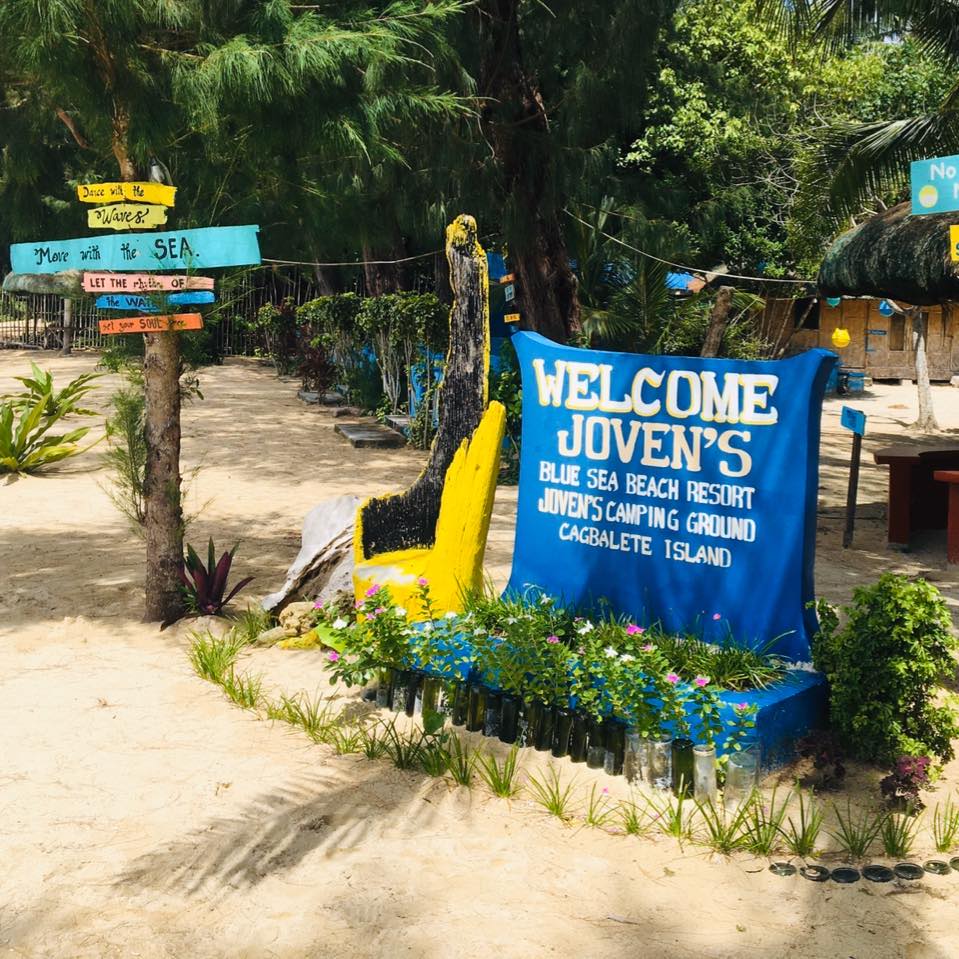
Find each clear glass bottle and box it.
[724,742,760,806]
[391,668,411,713]
[693,744,718,804]
[624,727,643,785]
[586,717,606,769]
[603,720,625,776]
[484,690,503,738]
[375,667,392,710]
[420,675,443,730]
[648,733,672,790]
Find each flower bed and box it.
[316,580,826,797]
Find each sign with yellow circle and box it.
[831,328,851,349]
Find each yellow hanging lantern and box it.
[831,327,851,349]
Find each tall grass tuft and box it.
[643,789,694,843]
[933,798,959,853]
[740,789,788,855]
[231,606,275,646]
[829,801,883,860]
[385,723,426,770]
[618,795,650,837]
[782,789,824,858]
[420,736,452,777]
[696,798,749,855]
[526,764,577,820]
[444,735,477,787]
[879,812,920,858]
[189,630,243,683]
[583,784,615,828]
[273,693,338,742]
[221,669,263,710]
[477,746,522,798]
[360,720,393,760]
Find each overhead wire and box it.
[564,208,817,287]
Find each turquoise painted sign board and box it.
[840,406,866,436]
[505,332,836,661]
[167,290,215,306]
[10,224,261,273]
[95,294,160,312]
[911,155,959,215]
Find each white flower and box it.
[707,644,720,654]
[788,661,818,673]
[539,594,552,605]
[506,616,517,625]
[604,646,618,658]
[332,617,348,630]
[620,653,635,663]
[395,607,407,617]
[576,622,594,635]
[444,610,458,620]
[422,622,433,632]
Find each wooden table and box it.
[934,470,959,563]
[874,445,959,547]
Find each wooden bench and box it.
[934,470,959,564]
[874,445,959,547]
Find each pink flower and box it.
[365,584,381,597]
[735,702,749,712]
[313,601,323,609]
[374,606,385,615]
[694,676,709,688]
[327,650,340,662]
[546,635,560,645]
[417,577,429,587]
[626,624,644,635]
[642,644,654,653]
[354,601,363,610]
[602,787,609,795]
[712,612,721,621]
[666,672,680,684]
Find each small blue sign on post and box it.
[840,406,866,436]
[911,155,959,215]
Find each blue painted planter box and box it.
[405,629,826,769]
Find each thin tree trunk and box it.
[700,286,734,358]
[61,297,73,356]
[912,308,939,432]
[143,330,185,621]
[478,0,578,343]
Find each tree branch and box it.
[55,108,92,150]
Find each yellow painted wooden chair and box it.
[352,401,505,616]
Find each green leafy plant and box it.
[328,722,365,756]
[0,394,94,474]
[933,798,959,853]
[103,384,147,528]
[6,363,101,418]
[526,764,577,820]
[360,720,394,760]
[273,693,338,742]
[879,812,920,859]
[384,723,427,770]
[477,745,522,798]
[221,669,263,710]
[643,789,694,844]
[618,797,650,837]
[179,539,254,616]
[782,789,824,858]
[829,801,883,861]
[813,575,959,763]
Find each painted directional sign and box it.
[911,155,959,215]
[98,313,203,335]
[11,225,260,273]
[87,204,168,231]
[167,290,215,306]
[77,181,176,207]
[505,331,836,660]
[96,294,161,312]
[83,272,215,293]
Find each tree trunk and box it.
[478,0,578,343]
[143,330,185,621]
[61,297,74,356]
[362,241,404,296]
[700,286,734,358]
[911,308,939,432]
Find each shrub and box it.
[179,539,254,616]
[880,755,932,809]
[813,575,959,764]
[103,384,147,529]
[0,394,93,474]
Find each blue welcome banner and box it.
[10,225,260,273]
[505,332,835,661]
[95,294,161,312]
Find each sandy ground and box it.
[4,350,959,958]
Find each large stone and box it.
[278,600,317,635]
[261,495,358,612]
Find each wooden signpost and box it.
[76,181,176,206]
[841,405,867,548]
[96,294,161,312]
[88,204,168,230]
[83,272,214,293]
[98,313,203,335]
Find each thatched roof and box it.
[2,270,84,297]
[818,201,959,306]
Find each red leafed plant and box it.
[179,539,254,616]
